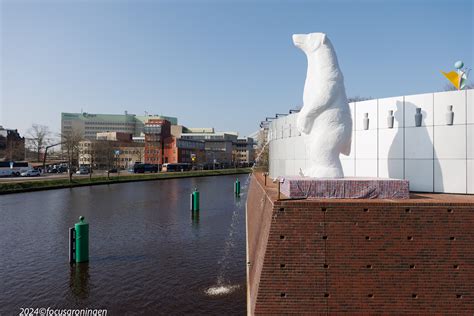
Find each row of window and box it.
[85,127,134,131]
[80,150,142,155]
[84,122,134,126]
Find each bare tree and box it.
[254,128,269,170]
[87,141,96,181]
[3,139,25,161]
[347,96,373,103]
[443,82,474,91]
[27,124,51,162]
[61,128,83,183]
[135,147,143,164]
[94,140,116,180]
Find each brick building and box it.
[144,119,171,164]
[0,126,25,161]
[163,138,205,165]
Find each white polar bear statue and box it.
[293,32,352,178]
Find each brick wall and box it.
[246,175,274,315]
[247,174,474,314]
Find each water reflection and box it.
[69,263,90,300]
[191,211,200,225]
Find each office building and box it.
[61,111,178,140]
[233,137,255,166]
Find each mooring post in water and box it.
[69,227,76,264]
[190,187,200,212]
[74,216,89,263]
[234,178,241,196]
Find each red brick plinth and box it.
[280,176,410,199]
[246,172,474,315]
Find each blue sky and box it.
[1,0,473,138]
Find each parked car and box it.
[47,168,58,173]
[57,166,68,173]
[20,169,41,177]
[76,167,90,175]
[108,168,118,173]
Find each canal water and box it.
[0,174,249,315]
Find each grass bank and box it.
[0,168,252,195]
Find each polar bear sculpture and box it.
[293,32,352,178]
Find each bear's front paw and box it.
[297,114,313,134]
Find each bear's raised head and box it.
[292,32,327,55]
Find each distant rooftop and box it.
[61,112,178,125]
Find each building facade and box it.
[181,132,238,167]
[233,137,255,166]
[144,119,171,164]
[163,138,205,165]
[0,126,25,161]
[61,111,178,141]
[78,133,144,169]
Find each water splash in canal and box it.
[205,140,270,297]
[205,195,242,296]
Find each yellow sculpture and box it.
[441,71,461,90]
[441,61,470,90]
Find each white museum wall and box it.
[268,89,473,194]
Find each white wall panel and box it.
[285,159,295,176]
[379,128,403,159]
[434,90,466,126]
[434,159,466,193]
[468,160,474,194]
[293,137,305,160]
[356,159,378,177]
[468,124,474,159]
[378,159,403,179]
[405,159,433,192]
[434,125,466,159]
[467,89,474,124]
[405,127,434,159]
[355,130,377,159]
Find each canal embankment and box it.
[0,168,251,195]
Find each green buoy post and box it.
[74,216,89,263]
[190,188,200,212]
[234,178,241,196]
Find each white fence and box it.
[269,89,474,194]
